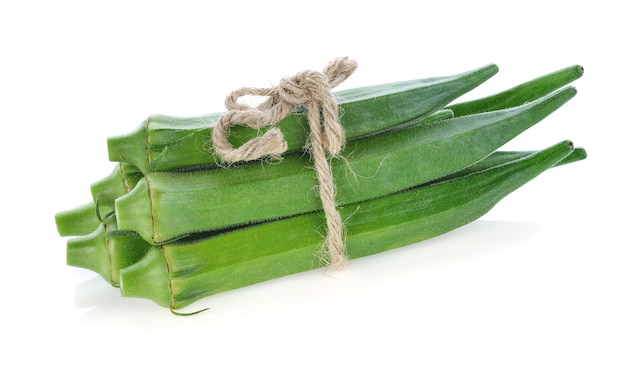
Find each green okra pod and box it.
[90,162,142,216]
[66,215,150,286]
[107,64,498,173]
[55,202,101,237]
[65,147,585,285]
[115,87,577,245]
[54,62,588,313]
[446,65,584,116]
[55,162,142,237]
[119,140,580,309]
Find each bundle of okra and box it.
[55,62,586,311]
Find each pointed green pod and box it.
[119,140,579,309]
[115,87,577,245]
[63,148,582,284]
[107,64,499,173]
[447,65,584,116]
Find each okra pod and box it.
[66,215,150,286]
[116,87,577,245]
[65,148,584,285]
[107,64,498,173]
[54,62,588,313]
[447,65,584,116]
[55,202,101,237]
[90,162,142,216]
[55,162,142,236]
[119,140,579,309]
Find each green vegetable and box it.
[119,141,580,309]
[55,162,142,237]
[90,162,142,216]
[54,63,587,312]
[65,147,585,288]
[115,87,576,245]
[447,65,584,116]
[66,215,150,286]
[56,63,581,238]
[107,65,498,173]
[55,202,101,237]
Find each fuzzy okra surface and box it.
[54,162,142,237]
[115,87,577,245]
[55,64,583,238]
[119,141,580,309]
[66,215,150,286]
[66,147,586,288]
[107,64,499,174]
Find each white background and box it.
[1,1,624,369]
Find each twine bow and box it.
[212,57,358,270]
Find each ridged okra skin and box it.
[56,62,583,240]
[446,65,584,116]
[90,163,142,216]
[119,141,579,309]
[55,202,101,237]
[66,215,150,286]
[107,64,499,174]
[64,146,586,285]
[54,63,587,312]
[54,162,142,237]
[115,87,577,245]
[55,64,584,239]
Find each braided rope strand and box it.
[212,57,357,269]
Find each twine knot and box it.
[212,57,358,270]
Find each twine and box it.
[212,57,358,270]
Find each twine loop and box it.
[212,57,358,270]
